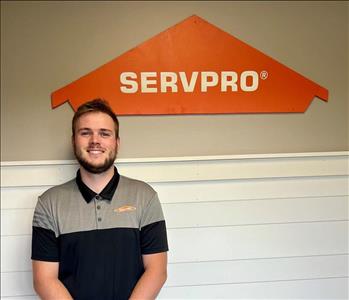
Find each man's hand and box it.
[32,260,73,300]
[129,252,168,299]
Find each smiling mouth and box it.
[87,149,105,154]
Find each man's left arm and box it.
[129,252,168,300]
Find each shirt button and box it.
[97,205,101,210]
[98,217,102,222]
[95,195,101,200]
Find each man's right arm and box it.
[32,260,72,300]
[32,194,71,299]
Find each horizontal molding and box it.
[1,152,348,187]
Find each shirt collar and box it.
[76,167,120,203]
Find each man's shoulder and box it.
[119,175,156,195]
[39,178,77,200]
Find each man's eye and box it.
[100,132,112,137]
[80,131,91,136]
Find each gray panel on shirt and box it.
[32,176,165,237]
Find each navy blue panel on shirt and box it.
[58,228,144,300]
[141,220,168,254]
[32,222,168,300]
[32,227,59,262]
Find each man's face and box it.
[73,112,119,174]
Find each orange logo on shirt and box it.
[51,15,328,115]
[114,205,136,213]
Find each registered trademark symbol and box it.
[260,71,268,80]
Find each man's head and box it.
[72,99,119,138]
[72,99,120,174]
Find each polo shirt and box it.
[31,167,168,300]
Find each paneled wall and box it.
[1,152,348,299]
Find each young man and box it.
[31,99,168,300]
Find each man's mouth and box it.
[87,149,105,154]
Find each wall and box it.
[1,1,348,161]
[1,152,349,300]
[1,2,348,299]
[1,153,348,299]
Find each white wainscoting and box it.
[1,152,348,299]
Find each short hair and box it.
[72,99,119,138]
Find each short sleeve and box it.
[31,196,59,261]
[140,193,169,254]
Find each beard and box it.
[73,145,117,174]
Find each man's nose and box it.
[90,132,100,143]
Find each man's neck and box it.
[79,166,115,194]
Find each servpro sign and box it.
[51,15,328,114]
[120,71,260,93]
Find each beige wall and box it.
[1,1,348,161]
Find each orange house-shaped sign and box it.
[52,15,328,115]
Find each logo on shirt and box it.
[114,205,137,213]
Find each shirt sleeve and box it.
[31,196,60,261]
[140,193,169,254]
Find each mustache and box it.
[86,143,104,150]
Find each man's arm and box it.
[129,252,168,300]
[32,260,73,300]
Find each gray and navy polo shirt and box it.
[31,168,168,300]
